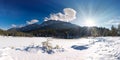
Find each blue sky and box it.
[0,0,120,29]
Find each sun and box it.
[84,18,96,27]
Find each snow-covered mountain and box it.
[8,23,40,32]
[7,20,81,38]
[40,20,80,30]
[8,20,80,32]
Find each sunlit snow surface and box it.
[0,36,120,60]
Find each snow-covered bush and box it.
[15,39,64,54]
[41,40,54,54]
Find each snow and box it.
[0,36,120,60]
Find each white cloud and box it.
[26,19,39,24]
[11,19,39,28]
[11,24,17,27]
[107,20,120,25]
[44,8,77,22]
[106,18,120,26]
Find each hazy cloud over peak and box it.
[11,24,17,27]
[26,19,39,25]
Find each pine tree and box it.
[118,24,120,36]
[111,25,118,36]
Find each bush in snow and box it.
[41,40,54,54]
[15,39,64,54]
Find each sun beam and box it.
[84,18,96,27]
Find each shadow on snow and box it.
[71,45,88,50]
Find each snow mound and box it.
[86,37,120,60]
[0,47,13,60]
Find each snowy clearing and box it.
[0,36,120,60]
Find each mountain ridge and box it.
[8,20,80,32]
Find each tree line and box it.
[0,24,120,38]
[0,29,33,37]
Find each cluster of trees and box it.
[28,24,120,38]
[80,24,120,37]
[29,28,81,39]
[0,24,120,39]
[0,29,33,37]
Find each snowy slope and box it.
[0,36,120,60]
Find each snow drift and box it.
[0,36,120,60]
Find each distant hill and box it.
[8,20,80,31]
[31,20,81,38]
[8,23,40,32]
[8,20,81,38]
[40,20,80,30]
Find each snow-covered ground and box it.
[0,36,120,60]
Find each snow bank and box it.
[0,36,120,60]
